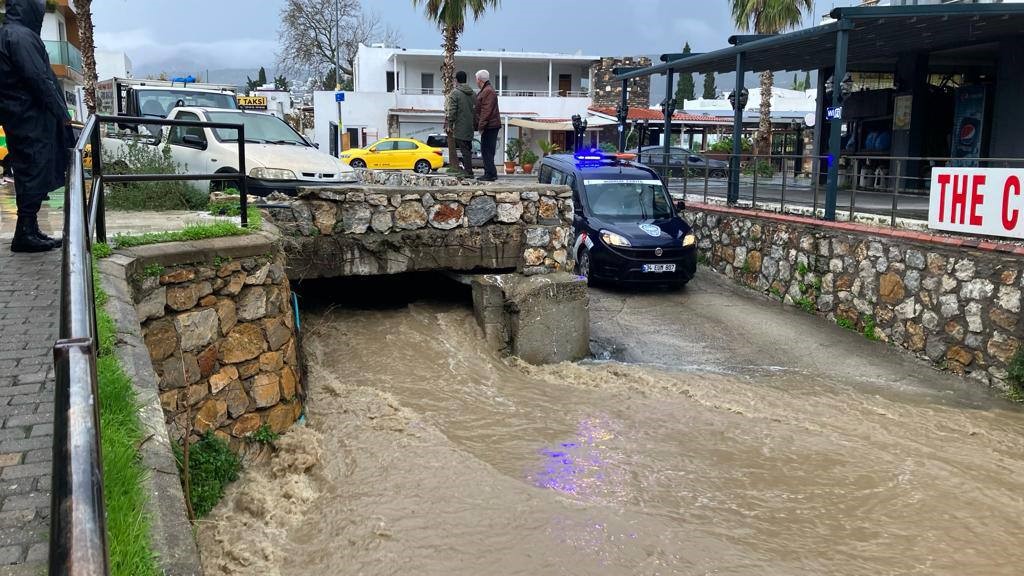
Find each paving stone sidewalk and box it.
[0,248,60,575]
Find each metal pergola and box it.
[614,3,1024,220]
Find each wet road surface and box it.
[199,272,1024,576]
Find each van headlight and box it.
[600,230,631,247]
[249,167,296,180]
[682,233,696,247]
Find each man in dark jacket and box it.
[474,70,501,181]
[0,0,72,252]
[445,71,476,177]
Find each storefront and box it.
[615,3,1024,220]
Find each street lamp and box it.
[728,87,749,111]
[571,114,587,153]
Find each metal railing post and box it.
[812,156,820,217]
[237,124,249,228]
[849,175,858,222]
[682,154,689,197]
[90,122,105,243]
[780,157,787,214]
[703,161,709,204]
[752,156,758,208]
[891,160,902,227]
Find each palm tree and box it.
[729,0,812,156]
[412,0,499,168]
[72,0,98,115]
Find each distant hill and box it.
[132,64,306,91]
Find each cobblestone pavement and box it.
[0,247,60,575]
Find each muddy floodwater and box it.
[199,275,1024,576]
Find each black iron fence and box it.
[50,115,249,576]
[647,151,1024,227]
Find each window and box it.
[394,141,418,151]
[168,112,204,147]
[553,170,570,185]
[372,140,396,152]
[539,164,553,184]
[421,73,434,93]
[501,75,509,92]
[386,71,400,93]
[583,181,672,220]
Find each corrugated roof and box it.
[616,4,1024,78]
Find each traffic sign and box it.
[335,92,345,102]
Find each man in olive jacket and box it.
[445,71,476,177]
[474,69,501,181]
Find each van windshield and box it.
[583,179,673,220]
[136,90,237,117]
[207,111,308,145]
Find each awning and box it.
[615,3,1024,78]
[506,116,616,131]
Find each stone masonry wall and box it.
[134,242,302,451]
[268,183,575,279]
[690,204,1024,390]
[591,56,652,109]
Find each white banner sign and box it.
[929,168,1024,239]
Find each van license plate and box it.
[642,264,676,273]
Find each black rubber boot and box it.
[10,216,56,253]
[26,214,62,249]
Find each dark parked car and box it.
[630,146,728,178]
[426,133,483,168]
[536,150,697,288]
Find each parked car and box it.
[0,127,8,177]
[537,150,697,288]
[340,137,444,174]
[425,133,484,168]
[163,107,356,196]
[630,146,729,178]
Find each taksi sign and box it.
[237,95,268,110]
[929,168,1024,239]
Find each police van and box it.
[536,150,697,287]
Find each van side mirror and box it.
[674,199,686,212]
[182,134,207,149]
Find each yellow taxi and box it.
[0,127,7,166]
[340,137,444,174]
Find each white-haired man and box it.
[474,70,501,181]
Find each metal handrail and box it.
[50,114,250,576]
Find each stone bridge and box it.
[261,175,589,364]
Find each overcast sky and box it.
[92,0,861,74]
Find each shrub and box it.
[104,140,209,211]
[708,136,753,154]
[599,142,618,153]
[504,138,523,163]
[742,159,775,179]
[521,149,539,165]
[175,433,241,518]
[251,424,280,445]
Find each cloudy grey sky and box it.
[92,0,860,74]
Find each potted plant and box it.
[538,139,561,157]
[504,138,522,174]
[520,149,538,174]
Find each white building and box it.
[684,87,817,124]
[313,44,602,160]
[95,50,133,81]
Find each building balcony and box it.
[45,40,82,72]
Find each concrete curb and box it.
[98,253,203,576]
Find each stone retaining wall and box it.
[690,204,1024,390]
[122,230,303,451]
[268,184,575,279]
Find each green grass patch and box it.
[795,297,815,314]
[112,221,251,249]
[836,317,856,331]
[94,272,160,576]
[174,433,241,518]
[863,315,880,341]
[94,242,112,259]
[1006,349,1024,403]
[207,201,263,229]
[250,424,280,445]
[142,264,165,278]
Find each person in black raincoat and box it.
[0,0,73,252]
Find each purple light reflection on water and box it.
[529,416,624,500]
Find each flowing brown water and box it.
[199,280,1024,576]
